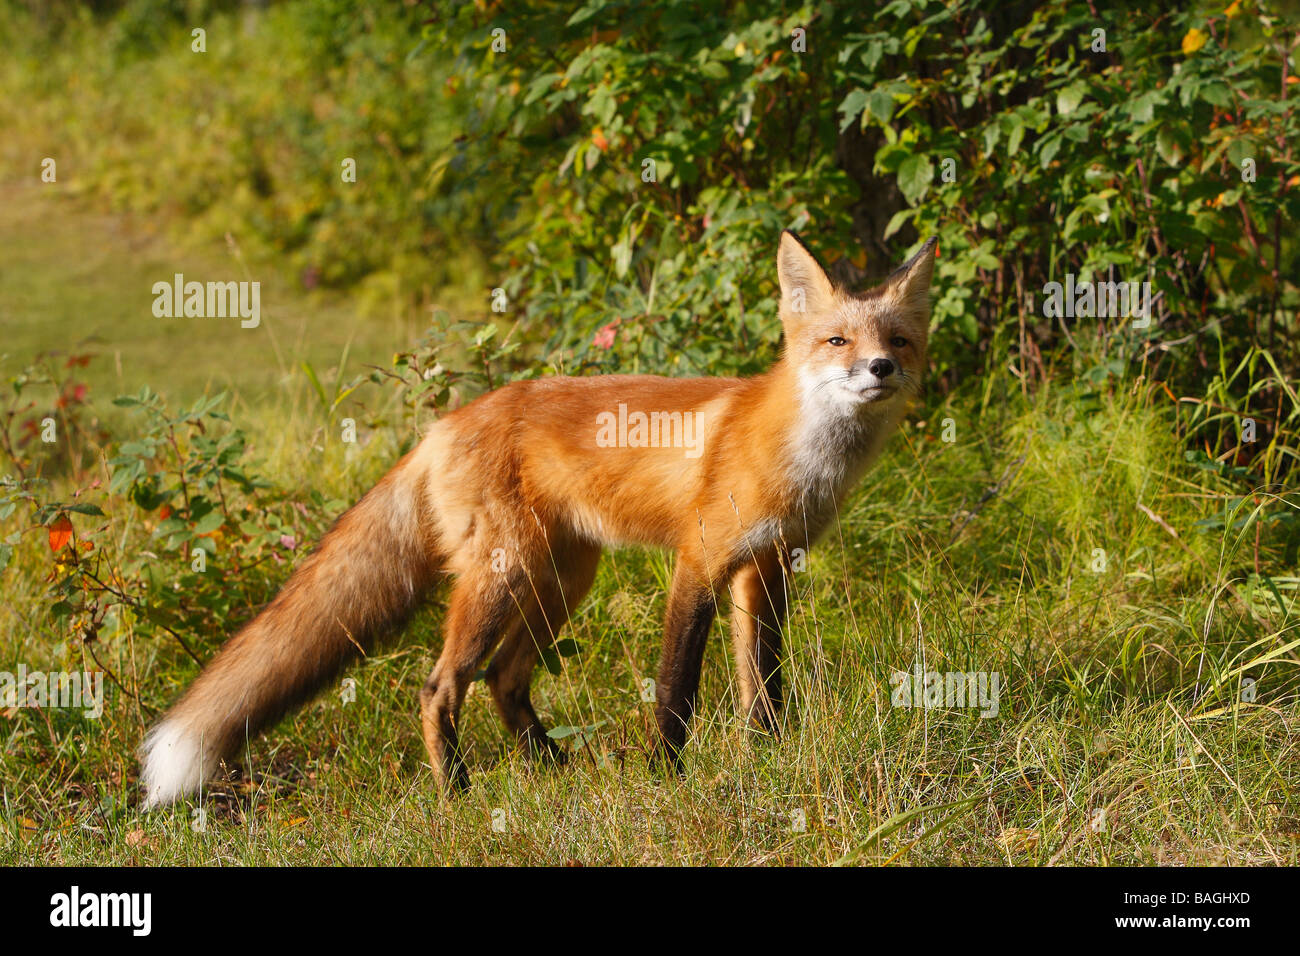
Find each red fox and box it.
[139,231,936,807]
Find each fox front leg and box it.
[730,551,789,732]
[652,559,719,771]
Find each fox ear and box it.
[777,230,835,328]
[884,237,938,318]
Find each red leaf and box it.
[48,514,73,552]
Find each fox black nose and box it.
[868,358,895,378]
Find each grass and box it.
[0,182,436,412]
[0,205,1296,862]
[0,2,1295,865]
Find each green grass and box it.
[1,214,1296,863]
[0,183,436,412]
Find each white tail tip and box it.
[139,720,210,809]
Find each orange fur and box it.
[138,231,936,805]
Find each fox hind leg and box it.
[420,570,518,794]
[485,543,600,762]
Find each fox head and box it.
[776,231,936,416]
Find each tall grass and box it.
[1,341,1295,865]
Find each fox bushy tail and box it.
[139,456,436,808]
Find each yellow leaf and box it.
[1225,1,1241,18]
[1182,28,1208,55]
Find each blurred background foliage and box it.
[0,0,1297,480]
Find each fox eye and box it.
[827,336,848,347]
[889,336,909,348]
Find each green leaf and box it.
[566,3,607,26]
[1038,134,1062,169]
[982,125,999,157]
[155,517,188,537]
[867,89,895,124]
[1127,91,1160,123]
[897,154,934,205]
[838,89,870,132]
[1156,126,1184,166]
[193,511,224,535]
[1200,82,1231,107]
[958,311,979,343]
[1006,120,1025,157]
[1056,81,1086,115]
[540,647,564,675]
[883,208,915,240]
